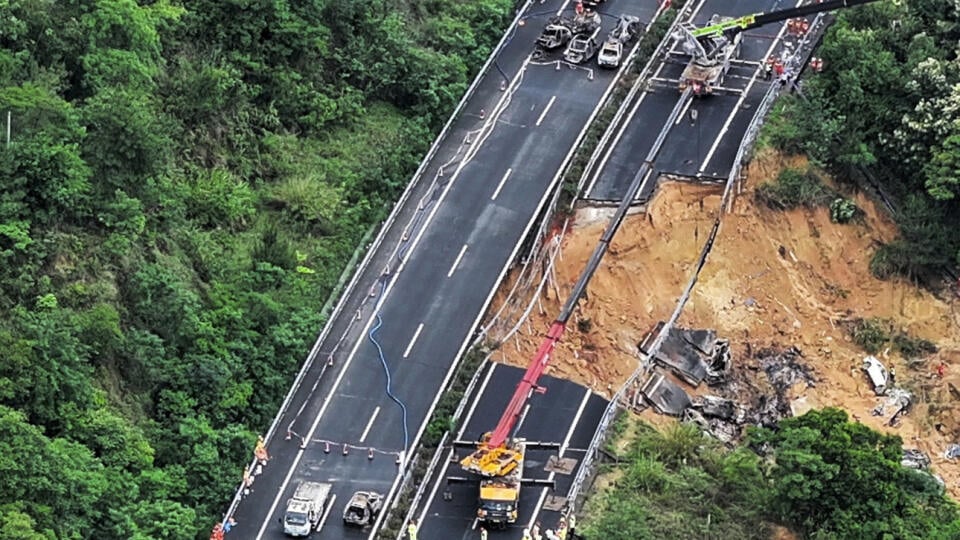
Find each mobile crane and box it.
[676,0,883,95]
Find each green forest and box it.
[582,409,960,540]
[765,0,960,278]
[0,0,514,538]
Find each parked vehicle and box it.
[282,482,333,537]
[342,491,383,527]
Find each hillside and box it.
[492,148,960,499]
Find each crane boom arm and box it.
[692,0,882,39]
[486,322,565,448]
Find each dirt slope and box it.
[486,148,960,499]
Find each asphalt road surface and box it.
[585,0,804,202]
[412,363,608,540]
[229,1,660,538]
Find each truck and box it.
[676,0,882,96]
[282,481,333,537]
[676,16,742,95]
[342,491,383,527]
[475,439,525,527]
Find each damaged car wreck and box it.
[635,325,821,443]
[633,324,926,457]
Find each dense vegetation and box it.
[0,0,514,537]
[582,409,960,540]
[764,0,960,278]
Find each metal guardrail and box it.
[220,0,537,526]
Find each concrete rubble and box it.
[945,444,960,460]
[902,448,931,470]
[635,326,927,454]
[639,324,731,386]
[638,372,692,416]
[635,326,819,442]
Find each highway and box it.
[584,0,802,202]
[228,1,661,538]
[412,364,607,540]
[403,1,820,537]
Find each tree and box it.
[750,408,960,538]
[924,132,960,200]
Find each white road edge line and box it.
[316,494,336,532]
[403,323,425,359]
[674,97,693,125]
[447,244,469,278]
[632,169,655,202]
[492,168,513,200]
[536,95,557,127]
[360,406,382,444]
[515,403,533,433]
[526,388,592,530]
[697,0,803,174]
[417,364,498,525]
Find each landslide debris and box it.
[484,148,960,498]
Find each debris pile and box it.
[640,324,731,386]
[636,328,819,442]
[945,444,960,460]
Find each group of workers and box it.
[786,17,811,35]
[408,513,577,539]
[521,514,575,540]
[759,15,827,83]
[211,433,273,538]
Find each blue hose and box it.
[367,287,410,450]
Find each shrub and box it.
[850,317,889,354]
[893,333,937,359]
[829,197,859,223]
[756,167,834,209]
